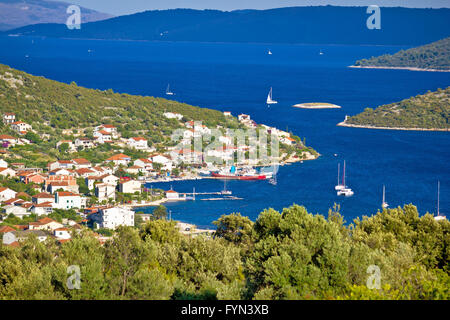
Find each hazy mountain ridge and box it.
[2,6,450,45]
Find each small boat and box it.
[319,50,324,55]
[211,172,266,180]
[166,84,174,96]
[382,185,389,208]
[268,50,272,55]
[266,87,278,105]
[435,181,447,221]
[220,180,232,195]
[336,160,353,196]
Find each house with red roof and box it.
[105,153,131,166]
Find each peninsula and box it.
[338,87,450,131]
[351,37,450,72]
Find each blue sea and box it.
[1,36,449,228]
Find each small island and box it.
[338,87,450,131]
[293,102,341,109]
[350,37,450,72]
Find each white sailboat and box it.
[166,84,174,96]
[268,49,272,55]
[319,49,324,55]
[435,181,447,221]
[337,160,354,197]
[220,180,232,195]
[266,87,278,105]
[382,185,389,208]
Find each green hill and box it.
[342,87,450,130]
[354,37,450,71]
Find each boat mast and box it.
[383,185,385,204]
[337,163,340,186]
[342,160,346,187]
[437,181,440,216]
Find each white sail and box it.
[166,84,174,95]
[266,87,277,104]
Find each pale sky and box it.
[55,0,450,15]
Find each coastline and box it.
[337,120,450,132]
[349,65,450,73]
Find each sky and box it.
[54,0,450,16]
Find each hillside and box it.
[0,0,112,31]
[340,87,450,131]
[3,6,450,45]
[0,63,243,166]
[353,37,450,71]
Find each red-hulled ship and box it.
[211,172,266,180]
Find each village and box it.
[0,110,316,247]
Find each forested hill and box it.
[3,6,450,45]
[353,37,450,71]
[0,63,234,138]
[343,87,450,130]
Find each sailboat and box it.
[268,49,272,55]
[335,163,345,190]
[220,180,232,195]
[319,49,324,55]
[337,160,354,196]
[268,164,279,185]
[435,181,447,221]
[165,84,174,96]
[266,87,278,105]
[382,185,389,208]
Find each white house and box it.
[223,111,232,116]
[166,190,180,200]
[0,187,17,202]
[3,112,15,125]
[90,206,135,230]
[164,112,183,120]
[32,192,55,205]
[30,202,54,216]
[133,158,153,170]
[54,191,82,209]
[74,138,94,149]
[0,167,16,178]
[86,174,119,190]
[151,154,171,165]
[0,159,8,167]
[11,121,32,134]
[94,125,118,139]
[119,180,141,194]
[3,205,29,218]
[95,183,116,202]
[105,153,131,166]
[128,137,148,150]
[54,228,71,240]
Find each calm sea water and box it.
[1,36,449,228]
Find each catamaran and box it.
[166,84,174,96]
[435,181,447,221]
[266,87,278,105]
[382,185,389,208]
[336,160,354,197]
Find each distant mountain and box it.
[340,87,450,130]
[0,0,113,31]
[2,6,450,45]
[353,37,450,71]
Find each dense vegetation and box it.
[0,203,448,300]
[345,87,450,130]
[354,37,450,71]
[4,7,450,46]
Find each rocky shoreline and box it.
[337,120,450,132]
[349,65,450,73]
